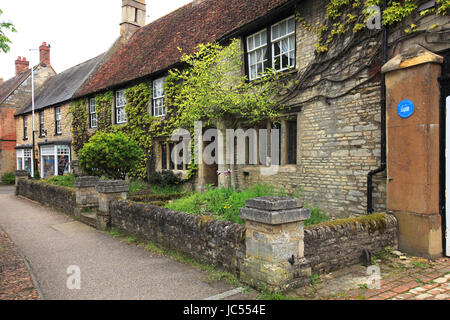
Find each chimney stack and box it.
[120,0,146,39]
[15,56,30,76]
[0,78,3,85]
[39,42,51,66]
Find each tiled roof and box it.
[15,54,105,116]
[77,0,292,96]
[0,69,32,105]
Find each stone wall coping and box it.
[74,176,100,188]
[245,196,302,211]
[240,207,310,225]
[96,180,129,193]
[15,170,29,177]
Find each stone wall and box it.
[234,0,386,218]
[304,214,398,274]
[110,200,246,275]
[16,179,76,215]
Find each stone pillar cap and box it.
[96,180,129,193]
[15,170,29,177]
[240,197,310,225]
[382,45,443,74]
[245,196,302,211]
[74,176,99,188]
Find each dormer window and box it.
[246,15,296,80]
[247,30,268,81]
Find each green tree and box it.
[165,39,290,186]
[0,9,16,53]
[166,39,288,131]
[78,131,144,180]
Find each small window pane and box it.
[274,42,280,56]
[247,37,254,51]
[261,30,267,45]
[250,65,257,80]
[272,25,279,40]
[249,51,256,65]
[254,33,260,48]
[288,18,295,33]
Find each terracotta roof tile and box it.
[77,0,291,96]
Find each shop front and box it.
[15,145,33,177]
[39,142,71,178]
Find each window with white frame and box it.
[23,116,28,140]
[115,89,127,124]
[246,16,296,80]
[247,29,268,81]
[89,98,97,128]
[271,16,296,72]
[55,107,62,135]
[39,111,45,137]
[40,144,71,178]
[153,77,165,117]
[16,149,32,175]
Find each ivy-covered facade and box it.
[14,0,450,223]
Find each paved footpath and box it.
[0,186,239,300]
[290,250,450,300]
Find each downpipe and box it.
[367,0,387,214]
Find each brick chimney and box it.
[15,56,30,76]
[0,78,3,85]
[39,42,51,66]
[120,0,146,39]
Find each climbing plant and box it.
[296,0,450,54]
[121,83,153,179]
[95,91,113,132]
[165,39,289,131]
[69,99,90,154]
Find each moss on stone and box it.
[306,213,388,234]
[200,215,214,229]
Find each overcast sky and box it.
[0,0,192,80]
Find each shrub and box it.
[304,205,329,227]
[1,172,15,185]
[148,170,182,186]
[78,131,143,180]
[43,174,75,188]
[166,184,277,224]
[166,184,329,226]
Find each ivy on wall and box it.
[95,91,113,132]
[69,99,90,154]
[121,83,153,179]
[297,0,450,53]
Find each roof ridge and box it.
[0,69,32,105]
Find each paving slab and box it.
[0,191,240,300]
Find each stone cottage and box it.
[0,43,55,176]
[14,0,450,258]
[14,54,105,178]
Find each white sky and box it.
[0,0,192,80]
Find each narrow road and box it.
[0,186,239,300]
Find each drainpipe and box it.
[367,0,387,213]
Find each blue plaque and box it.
[397,99,414,118]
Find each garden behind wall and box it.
[15,177,398,290]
